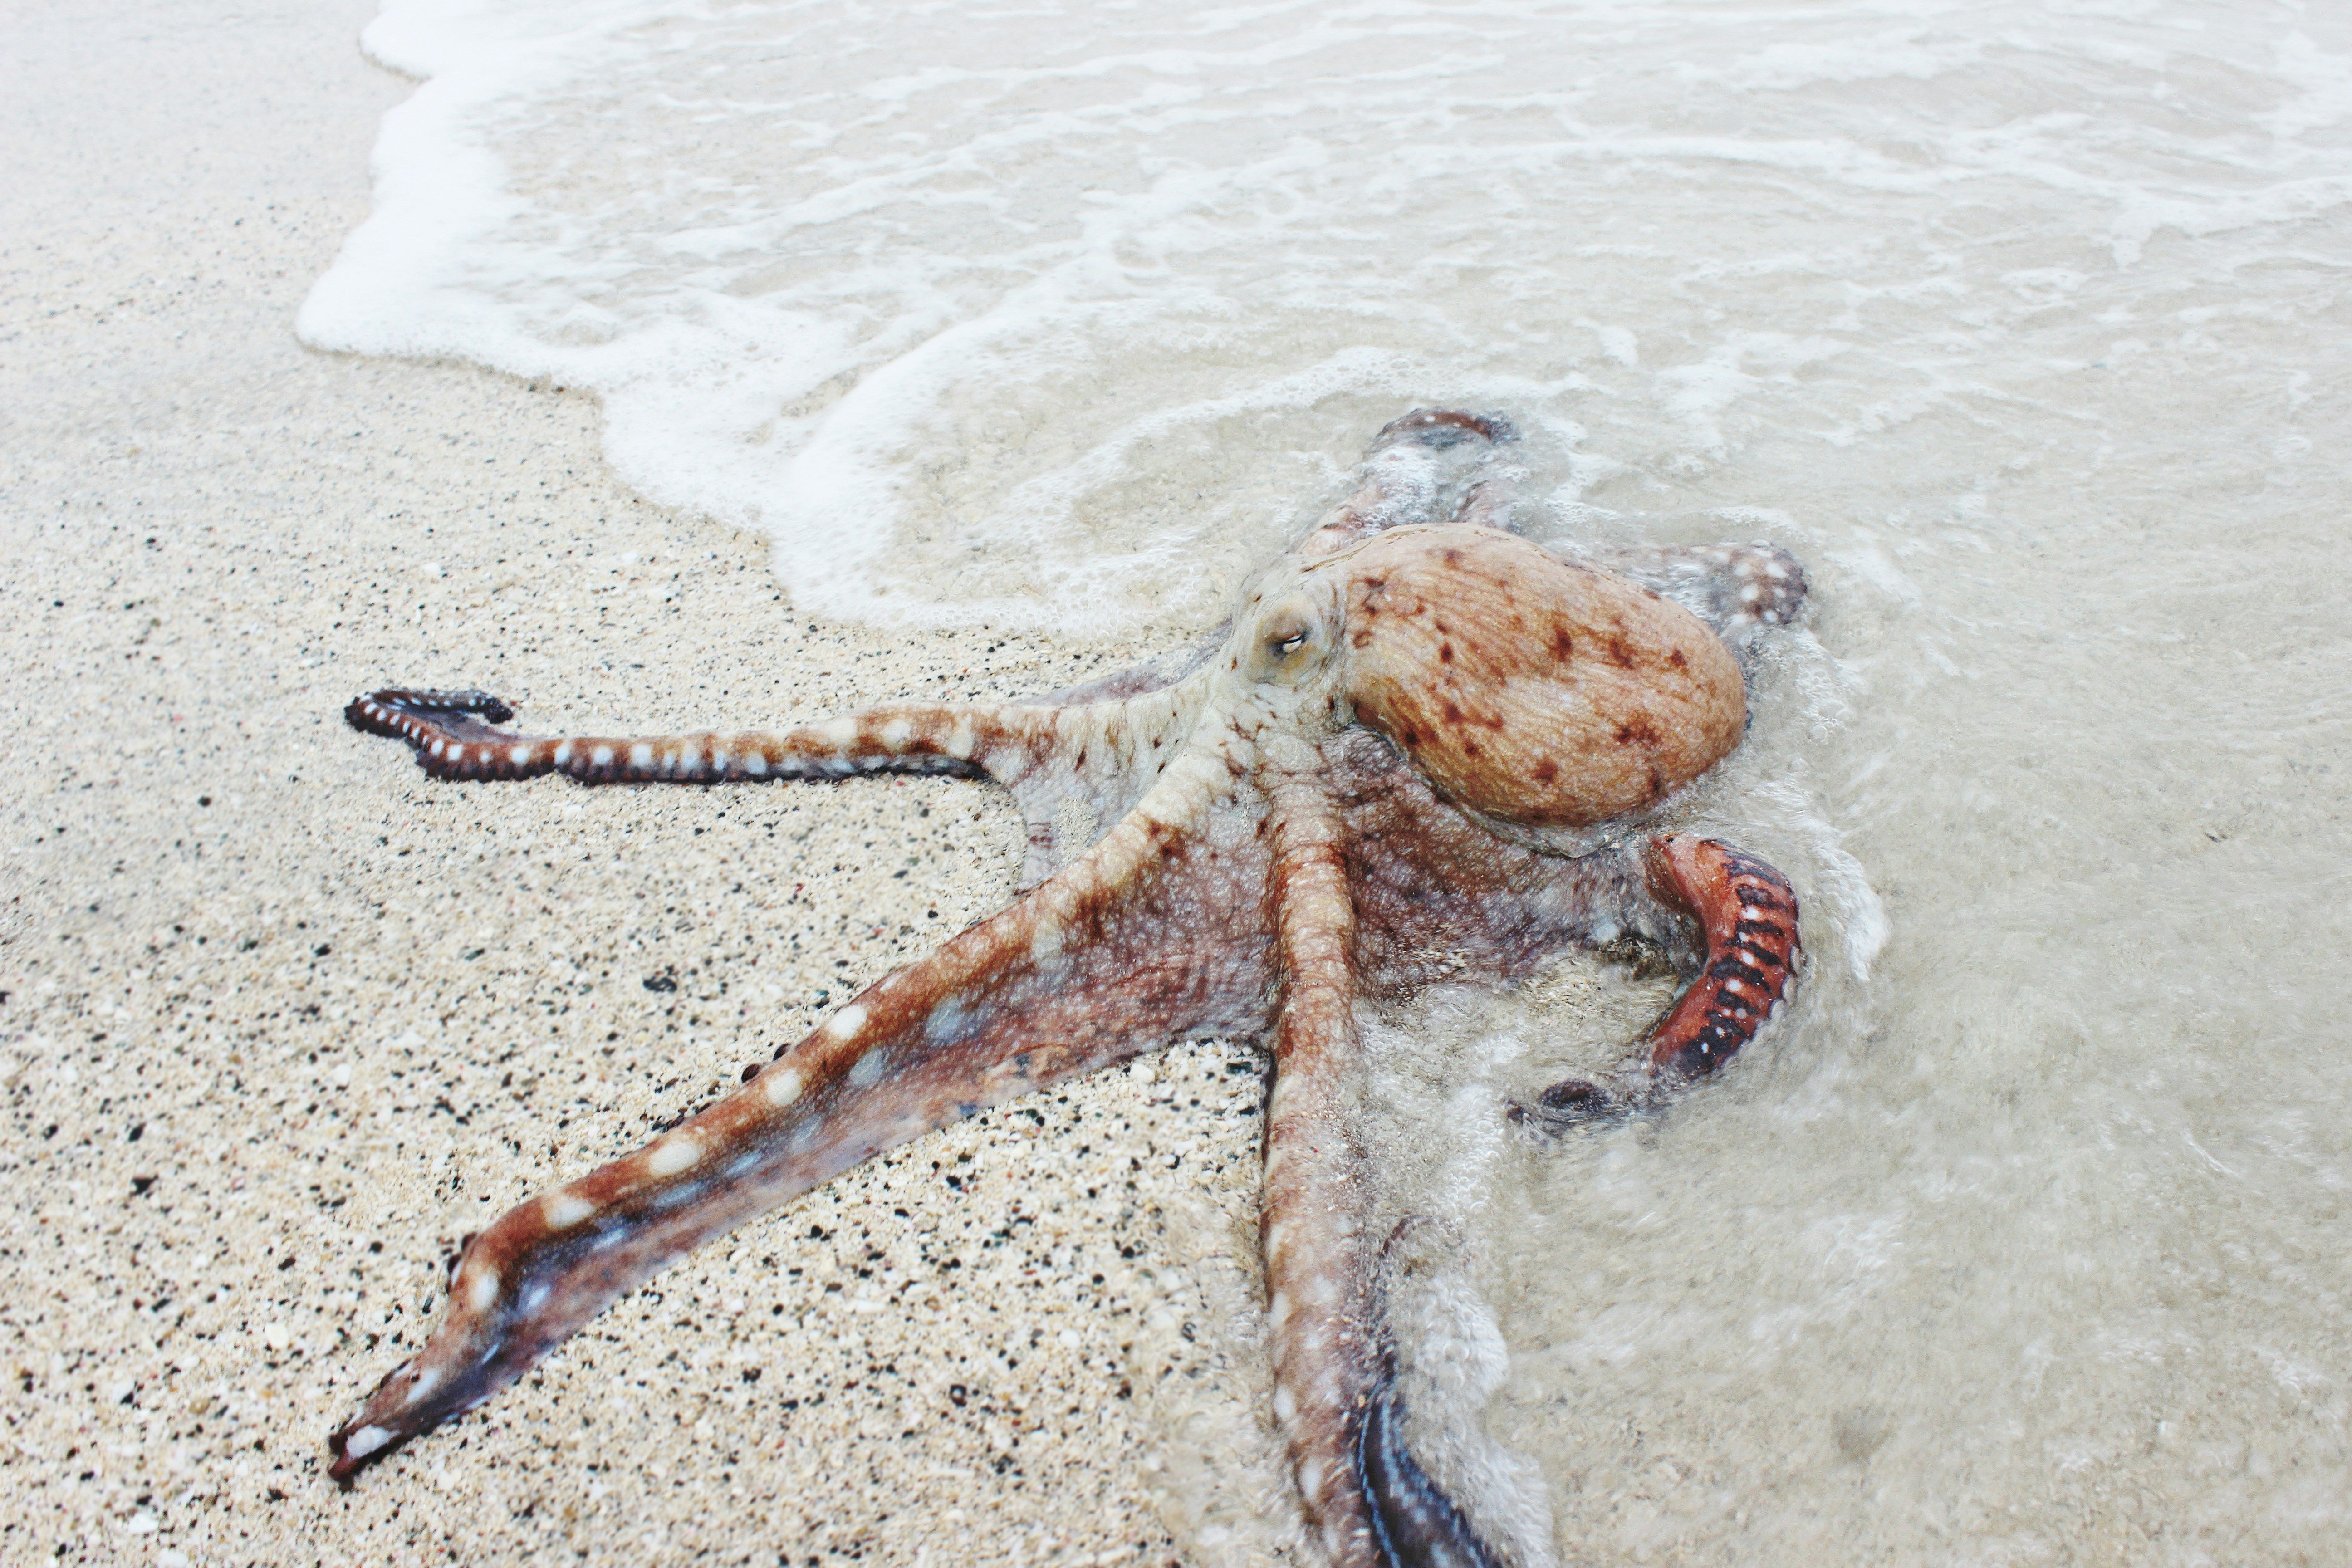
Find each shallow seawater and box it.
[311,1,2352,1562]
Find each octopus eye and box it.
[1248,597,1328,682]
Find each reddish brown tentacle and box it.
[1258,775,1510,1568]
[345,687,1043,785]
[1447,475,1515,532]
[1640,834,1801,1081]
[327,749,1272,1481]
[1258,776,1380,1564]
[345,688,517,747]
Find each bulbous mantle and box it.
[1337,525,1747,828]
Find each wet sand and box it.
[1,5,1269,1562]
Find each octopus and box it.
[328,409,1807,1568]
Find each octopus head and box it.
[1330,524,1748,828]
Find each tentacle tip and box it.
[1468,409,1519,445]
[345,687,518,730]
[1651,1036,1733,1086]
[1359,1387,1510,1568]
[325,1419,407,1483]
[1509,1078,1629,1136]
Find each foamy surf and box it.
[306,1,2352,632]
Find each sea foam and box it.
[304,0,2352,632]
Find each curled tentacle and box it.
[1511,834,1801,1133]
[1638,834,1800,1081]
[329,740,1273,1480]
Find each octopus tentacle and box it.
[1514,834,1801,1132]
[1002,683,1219,886]
[1446,475,1516,534]
[1441,415,1524,538]
[1297,409,1519,562]
[1357,1360,1502,1568]
[1369,408,1518,451]
[1638,834,1800,1081]
[346,687,1062,787]
[1578,541,1809,653]
[1352,1222,1509,1568]
[1260,774,1381,1562]
[328,739,1272,1480]
[1032,620,1230,706]
[348,683,1223,891]
[1260,774,1507,1568]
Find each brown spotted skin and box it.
[331,411,1808,1568]
[1341,529,1747,828]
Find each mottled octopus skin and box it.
[331,409,1807,1568]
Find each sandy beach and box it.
[2,5,1271,1562]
